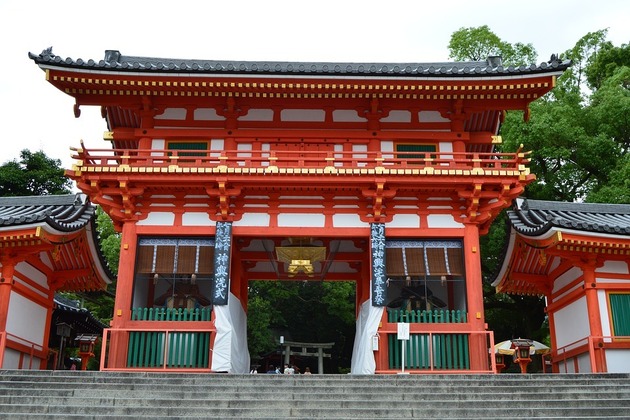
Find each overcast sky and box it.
[1,0,629,169]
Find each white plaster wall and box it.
[137,212,176,226]
[280,109,325,122]
[210,139,224,150]
[278,213,325,227]
[233,213,271,227]
[332,110,366,122]
[182,212,215,226]
[14,261,48,293]
[606,349,630,373]
[419,110,450,122]
[599,289,612,336]
[427,214,464,228]
[155,108,187,120]
[381,110,411,123]
[577,353,592,373]
[598,260,629,275]
[386,214,420,228]
[553,296,590,348]
[6,292,47,346]
[1,348,21,369]
[552,266,583,294]
[194,108,225,121]
[152,139,165,150]
[238,109,274,121]
[333,214,369,228]
[557,358,576,373]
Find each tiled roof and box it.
[508,199,630,236]
[29,48,571,78]
[0,193,95,232]
[53,294,107,334]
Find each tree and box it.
[0,149,72,196]
[448,25,537,65]
[451,27,630,344]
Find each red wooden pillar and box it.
[108,221,138,368]
[583,260,606,372]
[463,223,488,371]
[0,259,16,333]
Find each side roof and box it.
[508,199,630,236]
[29,48,571,78]
[0,193,94,232]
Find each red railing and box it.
[375,325,496,374]
[553,335,630,373]
[0,332,47,369]
[71,147,530,173]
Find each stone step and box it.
[2,394,630,409]
[1,387,630,401]
[1,371,628,419]
[1,403,629,418]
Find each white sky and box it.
[1,0,629,169]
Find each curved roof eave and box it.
[29,48,572,79]
[510,199,630,237]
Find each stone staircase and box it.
[1,370,629,419]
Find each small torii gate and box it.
[281,341,334,374]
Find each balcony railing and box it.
[553,335,630,373]
[71,147,530,175]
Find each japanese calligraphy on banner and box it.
[371,223,387,306]
[213,221,232,305]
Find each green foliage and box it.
[0,149,71,196]
[585,41,630,90]
[448,25,537,65]
[96,207,120,276]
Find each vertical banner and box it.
[213,221,232,305]
[370,222,387,306]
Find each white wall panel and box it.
[278,213,325,227]
[6,292,47,346]
[427,214,463,228]
[182,212,215,226]
[14,262,48,291]
[553,267,583,294]
[137,212,175,226]
[386,214,420,228]
[606,349,630,373]
[233,213,271,227]
[554,296,589,348]
[333,214,369,228]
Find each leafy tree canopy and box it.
[0,149,72,196]
[448,25,537,65]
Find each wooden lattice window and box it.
[395,144,437,161]
[167,141,208,157]
[135,238,214,275]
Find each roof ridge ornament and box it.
[486,56,502,68]
[104,50,121,64]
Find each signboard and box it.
[213,221,232,305]
[370,223,387,306]
[397,322,410,341]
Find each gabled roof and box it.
[492,199,630,295]
[0,193,114,291]
[29,48,571,78]
[0,193,94,232]
[508,199,630,236]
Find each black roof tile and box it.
[0,193,95,232]
[29,48,571,78]
[509,199,630,236]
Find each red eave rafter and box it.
[45,68,557,106]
